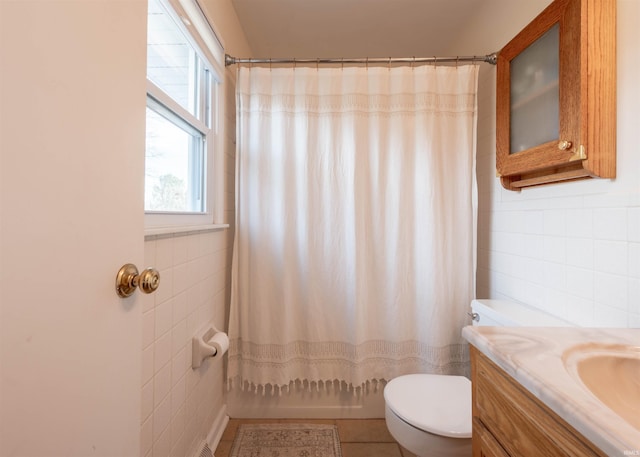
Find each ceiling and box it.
[230,0,487,59]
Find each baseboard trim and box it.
[208,404,229,453]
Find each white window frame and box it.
[145,0,226,234]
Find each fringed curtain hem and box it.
[228,338,471,393]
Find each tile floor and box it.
[215,418,418,457]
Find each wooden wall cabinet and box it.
[496,0,616,191]
[470,347,607,457]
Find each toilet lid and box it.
[384,374,472,438]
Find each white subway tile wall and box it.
[139,62,238,457]
[476,43,640,328]
[141,230,231,457]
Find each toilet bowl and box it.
[384,374,471,456]
[384,299,570,457]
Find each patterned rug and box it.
[230,423,342,457]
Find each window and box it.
[145,0,223,229]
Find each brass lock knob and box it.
[116,263,160,298]
[138,268,160,294]
[558,140,573,151]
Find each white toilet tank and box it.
[470,299,570,327]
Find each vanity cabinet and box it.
[470,346,607,457]
[496,0,616,191]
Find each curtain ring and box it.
[269,58,272,71]
[433,56,437,67]
[366,57,369,69]
[388,56,392,70]
[293,57,296,70]
[316,58,319,70]
[341,57,344,70]
[411,56,416,69]
[456,56,459,67]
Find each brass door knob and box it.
[558,140,573,151]
[116,263,160,298]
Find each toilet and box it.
[384,299,569,457]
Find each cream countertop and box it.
[462,326,640,457]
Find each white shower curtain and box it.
[229,64,479,392]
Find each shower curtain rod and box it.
[224,53,498,67]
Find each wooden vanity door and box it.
[473,419,511,457]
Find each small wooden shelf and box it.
[501,162,593,189]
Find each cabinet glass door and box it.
[509,24,559,154]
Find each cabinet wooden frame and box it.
[496,0,616,191]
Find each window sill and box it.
[144,223,229,240]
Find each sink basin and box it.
[563,343,640,432]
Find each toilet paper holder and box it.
[192,325,229,369]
